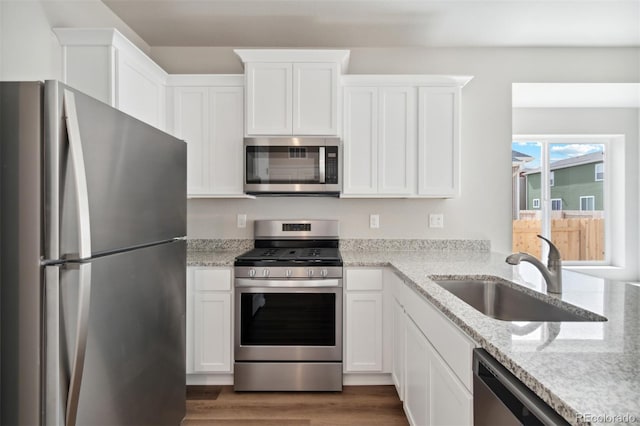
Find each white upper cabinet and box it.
[342,75,471,198]
[54,28,167,131]
[169,75,245,198]
[343,83,417,196]
[235,50,349,136]
[292,62,339,135]
[246,62,293,135]
[418,87,460,197]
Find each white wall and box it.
[155,47,640,269]
[0,0,148,81]
[513,108,639,280]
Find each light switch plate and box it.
[370,214,380,229]
[237,214,247,228]
[429,213,444,228]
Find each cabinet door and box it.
[193,292,232,373]
[344,292,383,372]
[209,87,244,195]
[293,62,339,135]
[404,317,430,426]
[418,87,460,197]
[378,87,417,195]
[343,87,378,195]
[428,343,473,426]
[392,297,405,400]
[116,50,166,130]
[246,62,292,135]
[174,87,210,195]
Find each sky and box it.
[512,141,604,170]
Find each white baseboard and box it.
[342,373,394,386]
[186,374,234,385]
[186,373,395,387]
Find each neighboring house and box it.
[512,149,534,219]
[524,151,604,211]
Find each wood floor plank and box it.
[182,385,408,426]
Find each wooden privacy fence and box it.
[513,218,605,261]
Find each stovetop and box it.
[234,247,342,267]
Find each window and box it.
[595,163,604,181]
[512,139,606,263]
[580,196,595,211]
[551,199,562,211]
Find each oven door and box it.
[234,279,342,362]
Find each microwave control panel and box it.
[325,147,339,184]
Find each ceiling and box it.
[101,0,640,48]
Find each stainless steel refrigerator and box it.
[1,81,187,425]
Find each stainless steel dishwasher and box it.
[473,349,570,425]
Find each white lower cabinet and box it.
[392,296,406,400]
[187,267,233,374]
[405,317,431,426]
[344,268,384,372]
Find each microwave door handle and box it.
[319,147,326,183]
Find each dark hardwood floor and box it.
[182,385,409,426]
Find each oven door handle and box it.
[235,278,341,288]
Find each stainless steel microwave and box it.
[244,138,341,196]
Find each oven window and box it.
[240,293,336,346]
[246,146,321,184]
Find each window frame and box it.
[580,195,595,211]
[532,198,541,209]
[595,162,604,181]
[512,135,614,267]
[549,171,555,187]
[551,198,563,211]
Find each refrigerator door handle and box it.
[63,89,92,259]
[45,266,64,426]
[65,263,92,426]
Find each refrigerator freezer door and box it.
[46,240,186,426]
[45,81,186,261]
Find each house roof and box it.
[512,149,534,163]
[523,151,604,175]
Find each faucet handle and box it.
[536,235,561,261]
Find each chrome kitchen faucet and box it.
[506,235,563,294]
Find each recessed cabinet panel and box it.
[210,87,244,194]
[379,87,417,195]
[117,51,164,129]
[175,87,209,195]
[293,63,339,135]
[429,344,473,426]
[418,87,459,197]
[343,87,378,194]
[405,317,430,426]
[194,292,232,373]
[345,292,383,372]
[246,62,292,135]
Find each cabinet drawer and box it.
[345,268,383,291]
[193,268,232,291]
[403,286,474,390]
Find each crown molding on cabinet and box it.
[53,27,168,81]
[342,75,473,88]
[166,74,244,87]
[234,49,351,73]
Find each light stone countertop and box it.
[342,249,640,426]
[186,243,639,425]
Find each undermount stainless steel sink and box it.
[432,277,606,322]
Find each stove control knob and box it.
[285,269,292,278]
[248,268,256,278]
[262,269,270,278]
[320,269,328,278]
[307,269,315,278]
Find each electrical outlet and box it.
[429,213,444,228]
[370,214,380,229]
[237,214,247,228]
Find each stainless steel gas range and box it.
[233,220,343,391]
